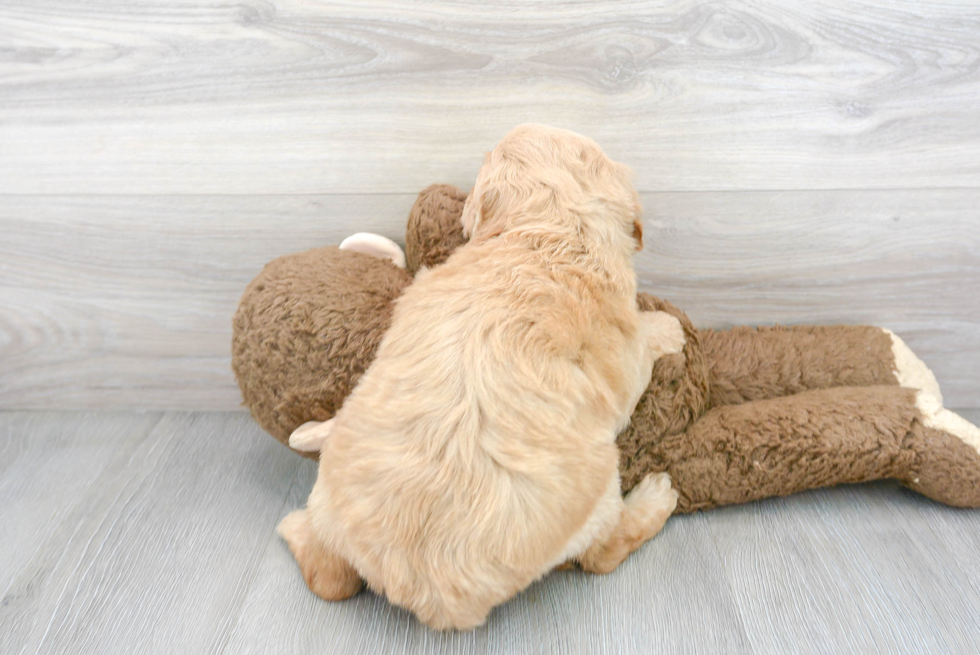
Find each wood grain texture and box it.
[1,1,979,193]
[3,410,979,654]
[2,190,977,410]
[0,193,417,410]
[636,188,980,408]
[0,412,301,655]
[0,412,161,596]
[706,480,980,655]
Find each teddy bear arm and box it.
[698,325,938,408]
[646,385,980,513]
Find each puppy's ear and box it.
[630,192,644,251]
[632,218,644,251]
[461,181,499,239]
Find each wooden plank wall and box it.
[1,0,978,410]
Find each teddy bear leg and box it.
[657,386,980,513]
[277,509,363,601]
[577,472,678,574]
[699,325,941,407]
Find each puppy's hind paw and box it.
[278,508,363,601]
[278,509,312,557]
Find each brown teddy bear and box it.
[232,185,980,512]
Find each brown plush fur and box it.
[915,425,980,507]
[231,185,980,514]
[232,247,412,452]
[616,294,709,493]
[405,184,469,274]
[652,386,980,511]
[701,325,900,408]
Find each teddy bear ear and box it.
[405,184,470,273]
[339,233,406,269]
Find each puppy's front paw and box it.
[625,472,679,538]
[641,311,686,358]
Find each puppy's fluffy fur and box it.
[279,124,685,630]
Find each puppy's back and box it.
[315,235,638,628]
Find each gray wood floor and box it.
[2,409,979,655]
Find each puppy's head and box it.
[461,124,643,254]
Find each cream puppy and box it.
[278,124,686,630]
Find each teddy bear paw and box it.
[885,329,943,404]
[916,391,980,456]
[289,418,335,452]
